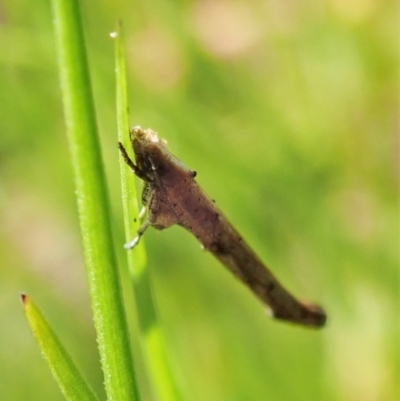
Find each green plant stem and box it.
[114,25,182,401]
[50,1,139,400]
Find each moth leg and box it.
[124,220,151,250]
[118,142,149,181]
[138,206,147,219]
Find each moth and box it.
[118,127,326,328]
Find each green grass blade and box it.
[50,1,140,400]
[113,23,147,272]
[113,24,182,401]
[21,294,99,401]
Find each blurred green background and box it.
[0,0,398,400]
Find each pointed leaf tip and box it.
[20,293,27,304]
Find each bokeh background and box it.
[1,0,398,400]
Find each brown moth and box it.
[118,126,326,328]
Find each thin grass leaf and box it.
[50,1,140,400]
[21,294,99,401]
[113,23,147,273]
[113,24,182,401]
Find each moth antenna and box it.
[118,142,149,181]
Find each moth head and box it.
[130,126,194,179]
[130,126,169,177]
